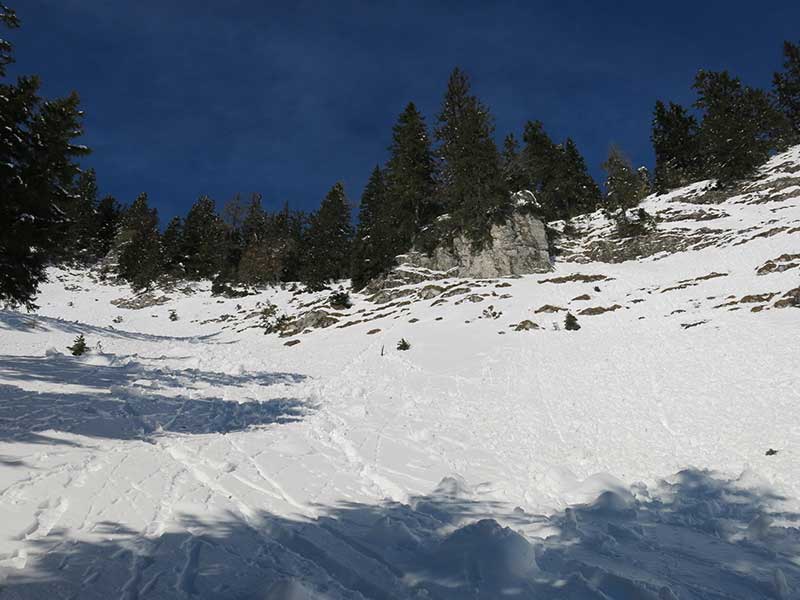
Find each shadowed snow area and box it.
[2,471,799,599]
[1,148,800,598]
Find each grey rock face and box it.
[398,212,551,279]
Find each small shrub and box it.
[211,276,250,298]
[68,334,88,356]
[261,302,291,334]
[482,305,502,319]
[564,313,581,331]
[112,315,123,324]
[329,290,352,310]
[396,338,411,351]
[169,309,179,321]
[613,208,657,238]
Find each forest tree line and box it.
[2,2,800,307]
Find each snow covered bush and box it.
[169,309,179,321]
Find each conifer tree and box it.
[521,120,561,217]
[161,216,184,275]
[693,70,784,185]
[0,5,91,307]
[602,146,643,213]
[651,100,702,192]
[220,194,246,280]
[64,168,99,263]
[117,193,162,289]
[773,40,800,141]
[558,138,602,217]
[501,133,528,193]
[272,204,306,282]
[384,102,436,251]
[435,68,510,245]
[240,193,267,247]
[351,166,389,290]
[520,122,600,220]
[181,195,225,279]
[301,183,353,289]
[93,195,122,258]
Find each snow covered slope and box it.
[1,147,799,599]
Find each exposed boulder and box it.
[398,211,551,279]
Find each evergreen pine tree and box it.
[63,168,100,263]
[67,334,87,356]
[301,183,353,289]
[0,6,91,308]
[559,138,602,217]
[694,70,784,185]
[520,121,600,220]
[238,194,271,284]
[240,194,267,247]
[117,193,162,290]
[520,120,561,219]
[351,166,389,290]
[181,195,225,279]
[773,41,800,142]
[637,166,653,199]
[602,146,643,213]
[384,102,436,251]
[161,216,184,275]
[221,194,246,280]
[501,133,528,194]
[93,195,122,258]
[651,100,702,192]
[435,68,510,246]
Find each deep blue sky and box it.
[7,1,800,221]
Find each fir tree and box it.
[694,70,784,185]
[435,68,510,246]
[237,194,274,285]
[117,193,162,290]
[301,183,353,289]
[220,194,246,280]
[558,138,602,217]
[520,122,600,220]
[773,40,800,141]
[651,100,702,192]
[564,313,580,331]
[501,133,528,194]
[181,195,225,279]
[521,120,561,217]
[161,216,184,275]
[384,102,436,250]
[602,146,643,213]
[351,166,389,290]
[67,334,87,356]
[61,168,99,262]
[0,6,91,308]
[93,195,122,258]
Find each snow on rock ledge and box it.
[397,210,552,280]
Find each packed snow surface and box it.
[1,148,800,598]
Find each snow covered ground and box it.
[1,148,799,599]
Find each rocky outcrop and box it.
[397,212,551,279]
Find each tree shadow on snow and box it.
[0,309,233,344]
[0,354,306,390]
[1,470,798,599]
[0,353,311,445]
[0,383,310,445]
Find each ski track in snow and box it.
[1,147,800,597]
